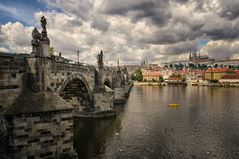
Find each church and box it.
[189,51,214,63]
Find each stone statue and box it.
[40,16,50,45]
[31,27,41,54]
[41,16,47,30]
[32,27,41,41]
[97,50,104,68]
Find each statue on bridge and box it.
[40,16,50,45]
[31,15,50,56]
[31,27,41,54]
[41,16,47,30]
[97,50,104,68]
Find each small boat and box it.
[169,103,180,108]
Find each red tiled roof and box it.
[193,70,205,74]
[205,68,234,73]
[142,70,162,77]
[221,74,239,79]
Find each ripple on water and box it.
[75,86,239,159]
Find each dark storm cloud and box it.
[173,0,189,4]
[91,16,109,32]
[141,23,200,45]
[217,0,239,20]
[164,40,196,55]
[3,0,239,63]
[100,0,171,25]
[202,17,239,40]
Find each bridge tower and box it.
[28,16,50,92]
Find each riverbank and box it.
[133,81,165,86]
[134,81,239,87]
[197,83,239,87]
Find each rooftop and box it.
[221,74,239,79]
[5,89,73,116]
[205,68,235,73]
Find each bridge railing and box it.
[50,60,96,73]
[0,62,26,73]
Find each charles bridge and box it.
[0,16,132,158]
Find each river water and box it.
[74,86,239,159]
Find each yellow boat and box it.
[169,103,180,108]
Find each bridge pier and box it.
[4,91,78,159]
[114,87,126,104]
[113,82,133,104]
[74,86,115,118]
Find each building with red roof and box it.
[205,68,235,81]
[219,74,239,83]
[142,70,162,81]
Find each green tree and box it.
[189,63,196,69]
[159,76,164,82]
[176,63,184,70]
[169,64,173,69]
[134,68,143,81]
[201,64,208,70]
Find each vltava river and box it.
[74,86,239,159]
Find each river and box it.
[74,86,239,159]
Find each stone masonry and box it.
[4,91,77,159]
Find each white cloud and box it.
[0,22,32,53]
[0,47,10,52]
[1,0,239,64]
[201,40,239,60]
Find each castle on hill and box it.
[188,50,213,62]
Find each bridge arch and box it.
[59,74,93,112]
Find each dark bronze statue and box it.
[41,16,47,30]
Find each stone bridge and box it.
[0,19,131,118]
[0,16,133,159]
[26,53,129,115]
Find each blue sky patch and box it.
[0,0,47,26]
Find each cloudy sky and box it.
[1,0,239,65]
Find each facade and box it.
[142,70,162,81]
[219,74,239,83]
[204,68,235,81]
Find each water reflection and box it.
[74,86,239,159]
[74,106,124,159]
